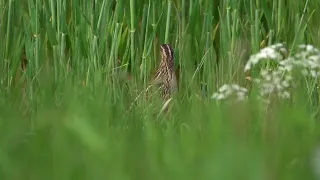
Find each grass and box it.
[0,0,320,179]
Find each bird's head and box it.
[160,44,175,71]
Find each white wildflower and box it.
[257,69,292,99]
[244,43,287,72]
[211,84,248,102]
[278,58,296,72]
[214,43,320,104]
[245,43,320,102]
[292,44,320,78]
[299,44,320,54]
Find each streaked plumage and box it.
[126,44,177,113]
[152,44,178,101]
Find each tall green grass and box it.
[0,0,320,179]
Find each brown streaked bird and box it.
[126,44,178,113]
[151,44,178,101]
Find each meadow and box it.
[0,0,320,179]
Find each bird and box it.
[151,44,178,101]
[126,44,178,113]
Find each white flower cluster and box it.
[278,45,320,76]
[254,69,292,99]
[295,45,320,77]
[244,43,287,72]
[211,43,320,103]
[211,84,248,102]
